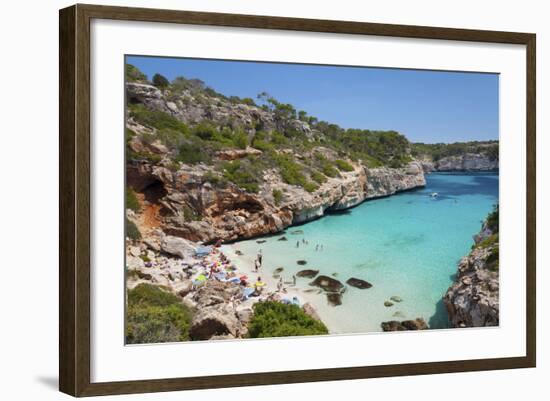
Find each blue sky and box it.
[127,55,499,144]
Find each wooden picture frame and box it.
[59,3,536,397]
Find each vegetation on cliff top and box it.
[474,203,499,271]
[411,140,499,162]
[125,63,497,194]
[248,301,328,338]
[126,283,194,344]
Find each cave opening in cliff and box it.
[142,180,167,204]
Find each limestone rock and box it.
[189,306,240,340]
[296,269,319,278]
[216,147,262,161]
[302,302,321,320]
[326,292,343,306]
[160,235,196,259]
[310,275,344,292]
[444,224,499,328]
[346,277,373,289]
[436,153,498,171]
[126,255,145,270]
[381,318,428,331]
[171,280,193,298]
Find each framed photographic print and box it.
[59,4,536,397]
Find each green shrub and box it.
[129,104,188,132]
[486,245,499,271]
[192,122,219,141]
[156,128,189,148]
[335,159,354,172]
[152,73,169,88]
[128,282,181,306]
[321,163,339,178]
[126,187,140,212]
[303,181,319,193]
[477,234,499,249]
[183,205,202,221]
[127,150,162,164]
[486,204,499,233]
[126,283,193,344]
[310,170,327,184]
[241,97,257,106]
[125,217,141,240]
[232,130,248,149]
[252,139,273,152]
[125,128,137,142]
[272,189,283,205]
[176,142,208,164]
[125,64,147,82]
[248,301,328,338]
[271,131,288,145]
[314,153,339,178]
[274,154,307,187]
[203,171,226,187]
[222,160,260,193]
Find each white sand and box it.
[223,243,337,333]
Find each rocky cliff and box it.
[420,154,498,172]
[127,155,425,244]
[443,210,499,327]
[125,79,426,244]
[435,153,498,171]
[127,82,314,138]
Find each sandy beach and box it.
[225,242,335,332]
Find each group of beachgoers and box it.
[295,238,324,252]
[186,244,301,307]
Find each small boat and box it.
[430,192,439,198]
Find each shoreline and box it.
[224,243,337,332]
[225,242,342,335]
[219,171,499,246]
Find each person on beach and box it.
[315,244,319,251]
[292,275,296,286]
[296,241,300,248]
[257,250,263,266]
[254,277,265,295]
[254,258,260,272]
[277,277,284,292]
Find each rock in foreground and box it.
[381,318,428,331]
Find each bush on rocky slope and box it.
[125,217,141,241]
[248,301,328,338]
[126,283,194,344]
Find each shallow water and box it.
[233,172,499,334]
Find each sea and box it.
[232,172,499,334]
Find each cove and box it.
[232,172,499,334]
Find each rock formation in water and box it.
[443,206,499,327]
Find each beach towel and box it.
[242,287,255,300]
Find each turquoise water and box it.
[234,172,499,333]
